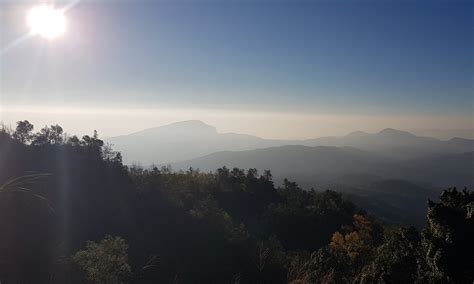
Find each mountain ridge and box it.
[172,145,474,188]
[106,120,474,164]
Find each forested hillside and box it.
[0,121,472,283]
[173,145,474,188]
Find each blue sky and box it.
[0,0,473,138]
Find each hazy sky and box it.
[1,0,473,139]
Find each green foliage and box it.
[72,235,131,284]
[420,188,474,283]
[297,189,474,284]
[358,227,420,283]
[264,181,356,250]
[189,197,249,242]
[0,121,472,283]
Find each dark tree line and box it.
[0,121,472,283]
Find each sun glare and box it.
[27,4,66,40]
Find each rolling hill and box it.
[172,145,474,188]
[335,180,440,227]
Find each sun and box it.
[27,4,66,40]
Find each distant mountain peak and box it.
[153,120,216,131]
[346,130,369,137]
[378,128,415,137]
[164,120,215,129]
[125,120,218,137]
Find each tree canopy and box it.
[0,122,471,283]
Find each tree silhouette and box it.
[12,120,34,144]
[31,124,64,145]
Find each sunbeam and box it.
[0,33,32,56]
[62,0,81,13]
